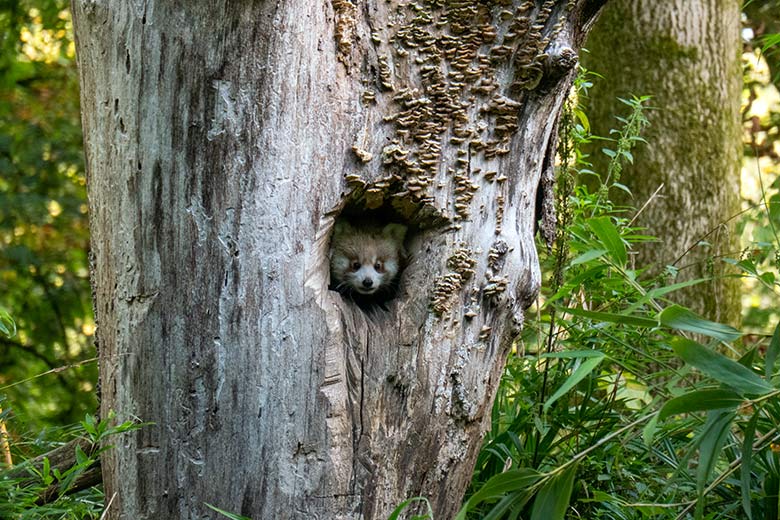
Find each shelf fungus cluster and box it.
[431,240,511,324]
[352,0,573,221]
[431,248,477,316]
[332,0,357,62]
[335,0,576,315]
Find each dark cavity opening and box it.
[328,184,448,312]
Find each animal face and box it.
[330,221,406,297]
[335,254,399,295]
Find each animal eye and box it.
[351,261,361,271]
[374,261,384,272]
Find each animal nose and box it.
[362,278,374,289]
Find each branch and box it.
[5,437,103,505]
[0,336,86,393]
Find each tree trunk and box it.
[583,0,742,323]
[71,1,604,518]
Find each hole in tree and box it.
[328,184,449,311]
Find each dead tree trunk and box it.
[71,1,605,518]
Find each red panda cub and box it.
[329,221,407,307]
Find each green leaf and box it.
[670,337,772,396]
[625,278,709,313]
[659,305,742,342]
[697,410,736,498]
[588,217,627,266]
[455,468,542,520]
[482,491,535,520]
[541,350,605,359]
[387,497,432,520]
[81,413,98,439]
[543,353,606,412]
[530,464,578,520]
[762,473,780,520]
[742,411,759,519]
[467,468,541,504]
[576,113,590,133]
[569,249,607,266]
[204,503,253,520]
[767,321,780,379]
[659,389,744,420]
[0,310,15,338]
[612,182,632,195]
[560,306,657,328]
[75,445,88,466]
[642,413,659,446]
[42,457,53,486]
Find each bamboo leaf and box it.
[541,350,605,359]
[543,354,605,412]
[482,491,535,520]
[588,217,627,266]
[454,469,541,520]
[742,411,759,519]
[659,389,744,420]
[387,497,432,520]
[466,469,541,505]
[671,337,772,395]
[767,321,780,378]
[570,249,607,266]
[696,410,736,501]
[204,504,253,520]
[642,413,659,446]
[659,305,742,342]
[530,464,578,520]
[560,306,657,328]
[625,278,709,313]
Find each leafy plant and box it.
[457,73,664,520]
[205,503,254,520]
[458,63,780,519]
[0,411,142,519]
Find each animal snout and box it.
[362,278,374,289]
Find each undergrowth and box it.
[0,408,139,519]
[452,71,780,520]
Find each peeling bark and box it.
[71,1,604,518]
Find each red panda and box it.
[329,221,407,306]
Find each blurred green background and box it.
[1,1,96,438]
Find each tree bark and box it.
[583,0,742,323]
[71,1,604,518]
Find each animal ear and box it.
[333,220,354,238]
[382,223,407,244]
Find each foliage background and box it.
[1,0,96,438]
[0,1,779,519]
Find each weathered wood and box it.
[584,0,742,323]
[71,1,605,518]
